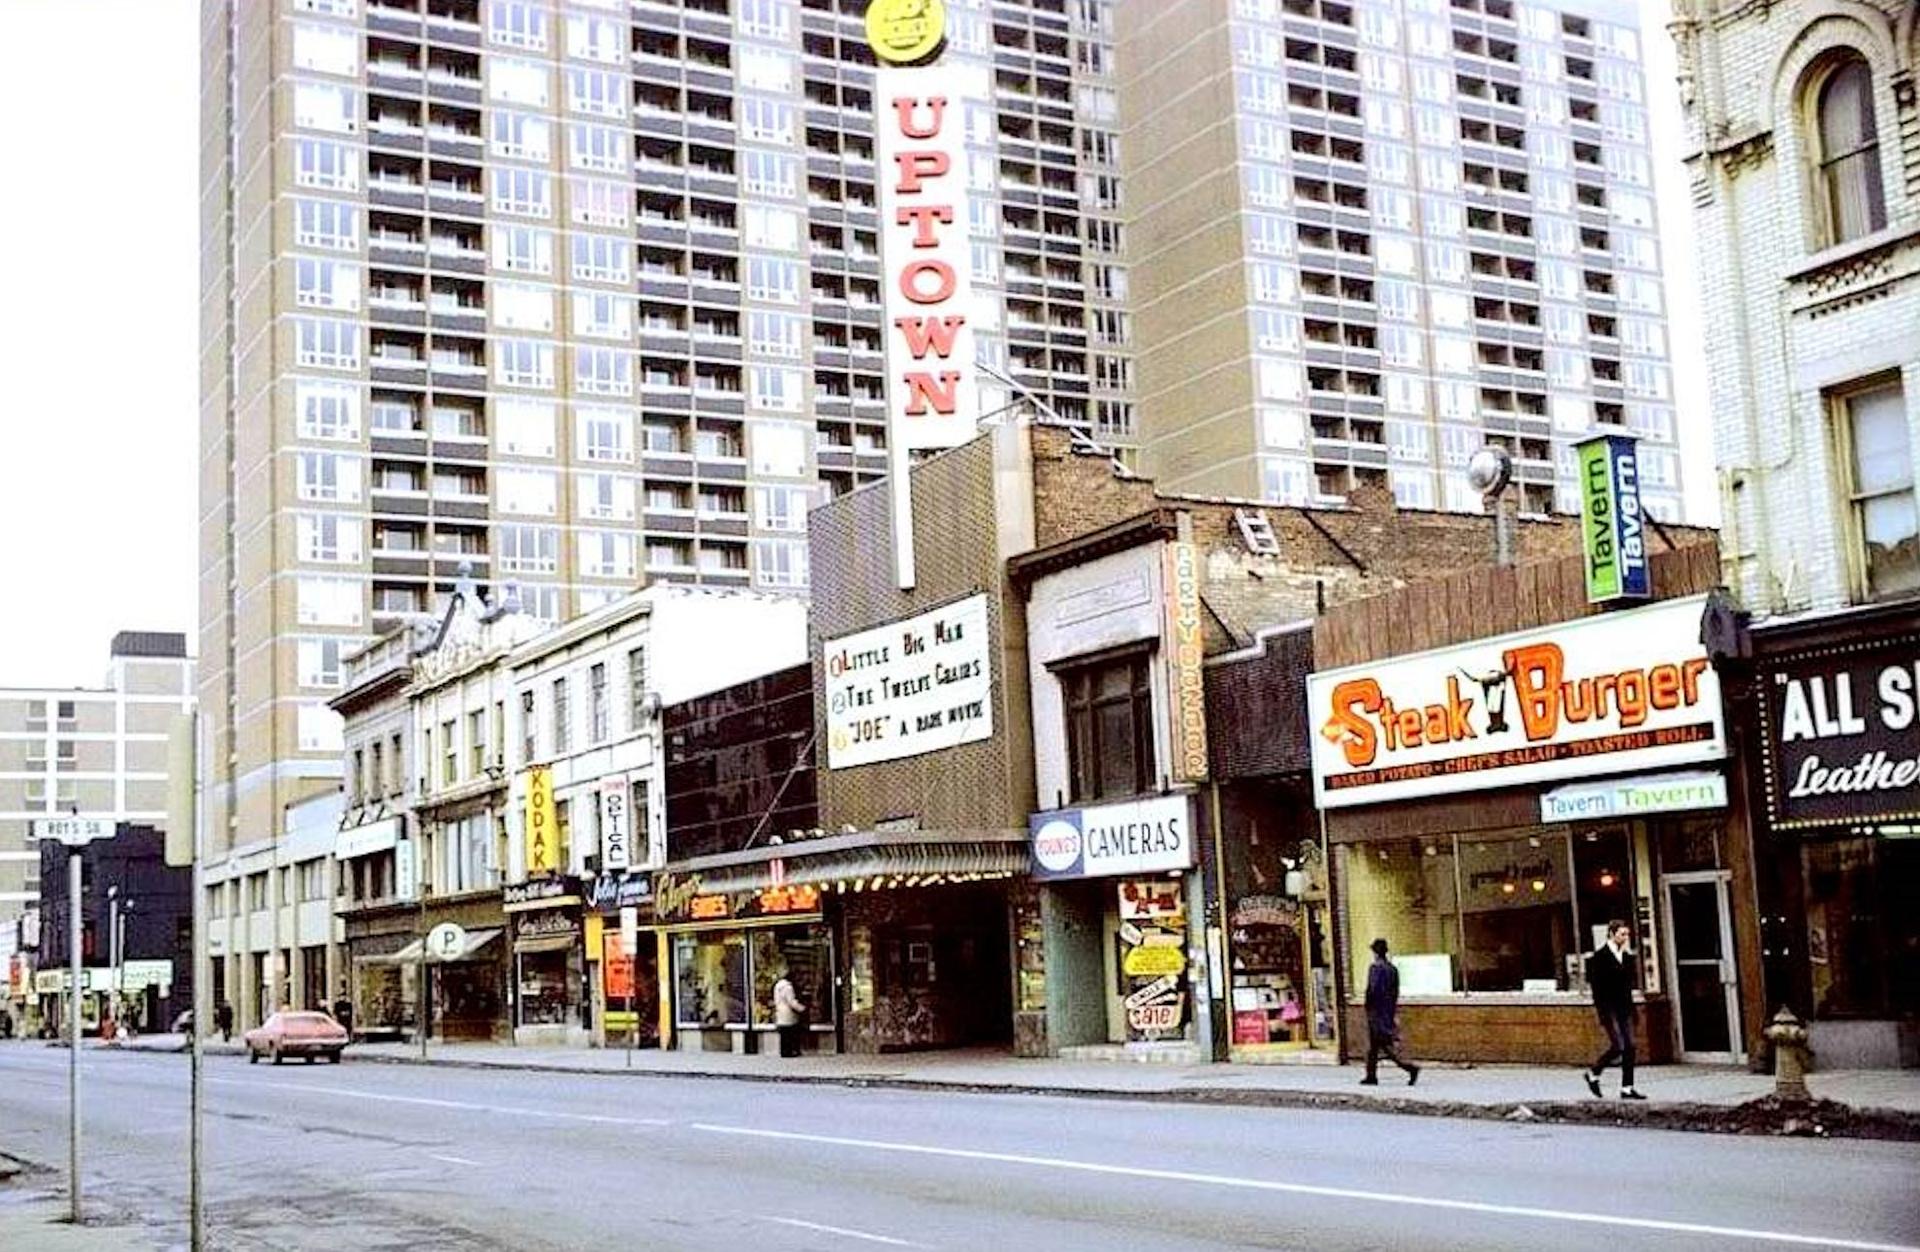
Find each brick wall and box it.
[1678,0,1920,615]
[808,437,1036,834]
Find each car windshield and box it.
[282,1013,335,1026]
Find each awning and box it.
[513,934,577,954]
[659,830,1031,909]
[356,927,502,966]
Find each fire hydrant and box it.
[1765,1007,1813,1101]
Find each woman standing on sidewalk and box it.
[773,969,807,1058]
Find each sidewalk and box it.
[0,1159,155,1252]
[121,1034,1920,1139]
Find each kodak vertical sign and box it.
[869,0,982,588]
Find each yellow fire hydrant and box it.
[1765,1007,1813,1101]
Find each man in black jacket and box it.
[1361,937,1420,1086]
[1584,920,1646,1100]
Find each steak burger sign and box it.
[1759,636,1920,829]
[1309,596,1726,807]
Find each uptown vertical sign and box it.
[871,1,983,589]
[1577,432,1651,603]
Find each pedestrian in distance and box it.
[1584,920,1647,1100]
[215,1001,234,1043]
[1360,937,1421,1087]
[772,969,807,1059]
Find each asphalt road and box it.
[1,1043,1916,1252]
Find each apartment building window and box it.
[296,380,359,442]
[490,167,551,219]
[497,524,558,575]
[1060,648,1156,803]
[442,719,458,785]
[296,318,358,370]
[1835,380,1917,599]
[369,739,384,798]
[297,513,360,564]
[295,200,358,251]
[520,690,538,763]
[493,226,554,276]
[495,339,555,390]
[551,678,572,755]
[490,111,551,161]
[746,258,801,304]
[574,346,632,396]
[570,176,626,227]
[294,82,356,134]
[566,67,623,118]
[294,138,356,191]
[743,151,799,199]
[577,410,632,463]
[487,0,548,50]
[565,14,623,64]
[579,472,633,521]
[1810,56,1887,247]
[741,98,796,146]
[568,122,625,173]
[465,708,485,776]
[297,451,361,502]
[248,873,269,913]
[579,530,636,580]
[749,366,803,413]
[297,638,345,689]
[747,311,803,359]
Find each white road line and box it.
[430,1153,480,1166]
[694,1124,1920,1252]
[211,1077,671,1127]
[763,1216,920,1247]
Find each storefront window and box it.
[517,950,571,1026]
[750,925,832,1027]
[1457,832,1576,991]
[673,931,747,1028]
[1341,827,1650,996]
[1340,838,1462,994]
[1804,835,1920,1019]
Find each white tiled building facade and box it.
[1673,0,1920,614]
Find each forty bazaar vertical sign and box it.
[825,593,993,769]
[1577,432,1651,603]
[871,0,982,589]
[1163,541,1209,781]
[524,765,558,879]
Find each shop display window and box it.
[673,931,747,1028]
[1340,826,1649,996]
[1804,834,1919,1020]
[516,950,572,1026]
[750,925,833,1027]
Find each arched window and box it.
[1813,56,1887,246]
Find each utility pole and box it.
[166,715,204,1252]
[67,847,82,1222]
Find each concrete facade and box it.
[1118,0,1685,522]
[0,634,193,930]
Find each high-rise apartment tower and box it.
[199,0,1132,854]
[1118,0,1681,520]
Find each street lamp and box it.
[1467,444,1516,567]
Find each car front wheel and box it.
[327,1050,343,1064]
[247,1047,258,1065]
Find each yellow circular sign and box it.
[866,0,947,66]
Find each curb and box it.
[329,1050,1920,1142]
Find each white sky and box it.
[0,0,1715,689]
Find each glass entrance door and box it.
[1663,872,1742,1062]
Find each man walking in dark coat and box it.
[1361,937,1420,1086]
[1584,920,1646,1100]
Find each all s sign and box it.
[1308,596,1726,807]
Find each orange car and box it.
[244,1011,349,1065]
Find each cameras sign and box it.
[1309,596,1725,807]
[1029,794,1195,882]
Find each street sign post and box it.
[620,904,639,1066]
[32,815,117,1224]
